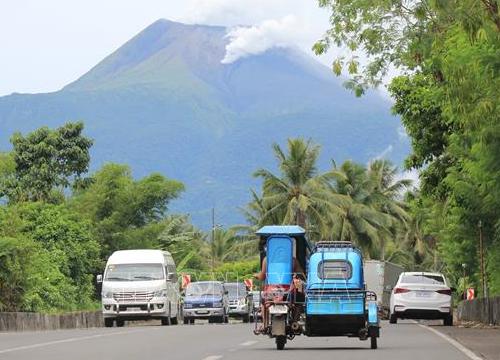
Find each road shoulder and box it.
[426,323,500,360]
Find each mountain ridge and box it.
[0,19,408,228]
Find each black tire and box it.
[161,317,171,326]
[242,313,250,323]
[208,318,214,324]
[276,336,286,350]
[171,315,178,325]
[389,313,397,324]
[183,317,190,325]
[116,319,125,327]
[104,318,114,328]
[371,336,378,349]
[444,314,453,326]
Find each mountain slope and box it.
[0,19,408,227]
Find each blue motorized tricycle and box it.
[253,226,380,350]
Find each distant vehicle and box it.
[182,281,229,324]
[364,260,404,318]
[250,290,261,320]
[389,272,454,326]
[98,249,180,327]
[225,282,252,322]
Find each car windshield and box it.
[401,274,444,285]
[186,282,223,296]
[104,263,164,281]
[225,283,247,298]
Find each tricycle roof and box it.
[256,225,306,236]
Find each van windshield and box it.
[105,263,164,281]
[186,282,223,296]
[225,283,247,299]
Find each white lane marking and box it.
[418,324,484,360]
[239,340,257,346]
[202,356,223,360]
[0,329,143,354]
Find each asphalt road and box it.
[0,320,473,360]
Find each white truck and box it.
[364,260,404,318]
[97,249,180,327]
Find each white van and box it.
[98,249,180,327]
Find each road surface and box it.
[0,320,474,360]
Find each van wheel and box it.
[116,319,125,327]
[242,313,250,323]
[104,318,114,328]
[183,317,190,325]
[276,336,286,350]
[161,317,171,326]
[389,313,397,324]
[370,336,378,349]
[171,315,178,325]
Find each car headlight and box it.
[154,289,167,297]
[183,303,193,309]
[102,291,113,299]
[213,302,223,308]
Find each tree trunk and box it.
[296,210,306,229]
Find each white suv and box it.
[389,272,453,326]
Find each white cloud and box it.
[182,0,332,65]
[221,15,307,64]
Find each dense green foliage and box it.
[1,122,92,203]
[0,123,190,312]
[317,0,500,295]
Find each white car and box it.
[389,272,453,326]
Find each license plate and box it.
[416,291,431,298]
[269,305,288,314]
[127,307,141,311]
[196,310,209,314]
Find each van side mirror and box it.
[224,290,229,295]
[166,273,174,281]
[96,274,103,284]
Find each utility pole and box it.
[478,220,487,298]
[211,207,215,273]
[461,263,467,300]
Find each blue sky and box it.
[0,0,330,96]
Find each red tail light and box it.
[436,289,452,296]
[394,288,411,294]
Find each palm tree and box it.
[157,215,207,271]
[329,160,387,256]
[365,160,411,259]
[253,138,347,234]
